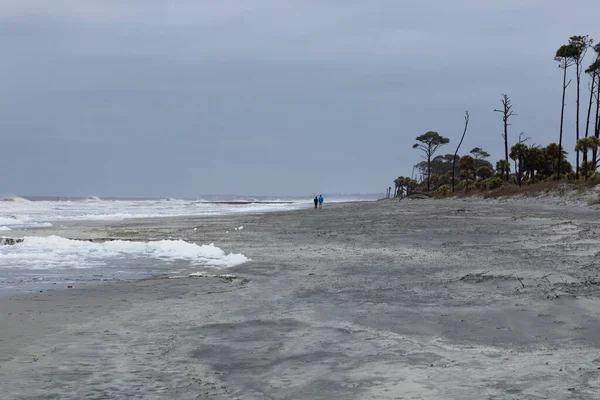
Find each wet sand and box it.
[2,199,600,399]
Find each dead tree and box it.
[494,94,515,181]
[518,132,530,144]
[451,111,469,192]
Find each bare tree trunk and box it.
[504,119,509,181]
[451,111,469,193]
[576,63,582,179]
[585,74,595,139]
[597,80,600,137]
[558,66,568,180]
[494,95,514,181]
[594,78,600,167]
[426,150,431,192]
[584,73,596,179]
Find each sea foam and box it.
[0,236,249,270]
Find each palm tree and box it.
[495,160,511,179]
[575,137,600,179]
[510,143,528,186]
[522,146,543,183]
[545,142,573,177]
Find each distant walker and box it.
[314,196,318,209]
[318,194,324,209]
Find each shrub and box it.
[457,179,475,192]
[486,177,504,190]
[477,166,493,179]
[429,174,440,189]
[459,170,471,180]
[438,174,451,186]
[581,161,596,177]
[435,184,452,198]
[534,173,546,182]
[588,172,600,185]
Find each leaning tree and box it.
[451,111,469,192]
[412,131,450,192]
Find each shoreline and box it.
[2,199,600,399]
[0,201,365,298]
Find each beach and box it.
[2,199,600,399]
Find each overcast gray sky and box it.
[1,0,599,197]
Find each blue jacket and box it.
[318,195,324,203]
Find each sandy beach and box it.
[2,199,600,399]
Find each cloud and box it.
[0,1,599,196]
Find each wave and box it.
[0,196,312,230]
[0,196,32,203]
[0,236,249,270]
[0,216,52,228]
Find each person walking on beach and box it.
[318,194,324,209]
[314,196,318,209]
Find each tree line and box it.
[392,35,600,198]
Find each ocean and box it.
[0,194,377,294]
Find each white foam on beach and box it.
[0,235,249,270]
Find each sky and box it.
[1,0,599,197]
